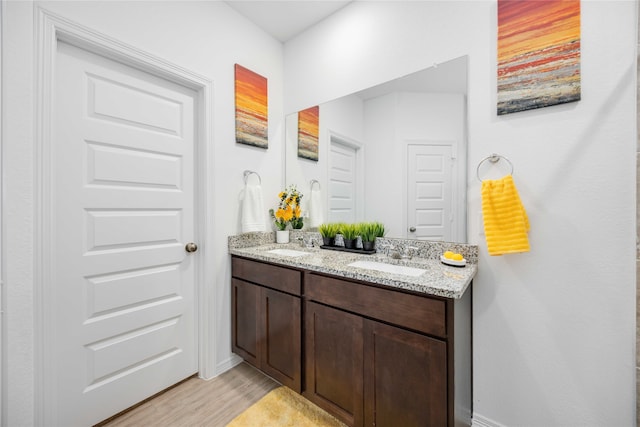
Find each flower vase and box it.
[276,230,290,244]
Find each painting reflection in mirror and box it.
[297,105,319,161]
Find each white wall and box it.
[2,1,284,425]
[362,93,398,234]
[285,1,637,425]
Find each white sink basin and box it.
[267,248,310,257]
[348,260,426,277]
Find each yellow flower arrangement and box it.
[269,185,304,230]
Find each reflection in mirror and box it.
[285,56,468,242]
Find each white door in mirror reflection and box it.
[407,143,456,241]
[328,140,360,223]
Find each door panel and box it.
[53,41,197,426]
[88,73,183,135]
[86,263,181,316]
[86,141,182,189]
[85,209,181,251]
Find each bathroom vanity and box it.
[229,233,476,427]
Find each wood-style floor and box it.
[98,362,280,427]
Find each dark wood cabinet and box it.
[304,301,364,426]
[231,257,302,392]
[304,300,449,427]
[261,287,301,387]
[304,272,471,427]
[231,255,471,426]
[363,319,448,426]
[231,277,260,367]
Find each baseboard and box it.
[204,354,243,379]
[472,413,508,427]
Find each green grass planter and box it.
[359,222,386,251]
[340,223,360,249]
[318,222,340,246]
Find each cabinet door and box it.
[231,278,261,367]
[364,320,448,427]
[261,287,301,392]
[305,301,364,427]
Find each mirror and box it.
[285,55,468,242]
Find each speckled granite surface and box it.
[228,232,477,299]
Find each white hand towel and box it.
[241,183,267,233]
[309,187,324,228]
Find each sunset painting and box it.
[497,0,581,115]
[298,106,319,161]
[235,64,268,148]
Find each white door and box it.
[52,41,198,426]
[407,144,455,241]
[328,139,358,223]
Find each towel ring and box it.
[476,154,514,181]
[310,179,321,190]
[243,170,261,185]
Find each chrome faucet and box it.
[403,245,419,259]
[379,244,418,260]
[297,236,315,248]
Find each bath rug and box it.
[226,386,346,427]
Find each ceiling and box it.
[224,0,353,42]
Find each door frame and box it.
[403,139,466,242]
[0,1,4,424]
[34,8,215,425]
[327,131,365,222]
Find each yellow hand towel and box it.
[481,174,530,256]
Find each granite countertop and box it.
[229,236,476,299]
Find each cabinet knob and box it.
[185,242,198,253]
[409,227,416,232]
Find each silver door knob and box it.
[409,227,416,232]
[185,242,198,253]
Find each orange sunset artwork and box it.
[497,0,581,115]
[235,64,268,148]
[298,106,319,161]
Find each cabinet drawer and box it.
[232,256,302,296]
[306,273,446,338]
